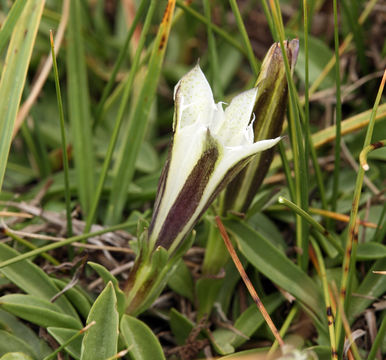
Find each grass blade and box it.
[335,70,386,346]
[0,0,27,54]
[229,0,259,76]
[66,0,95,214]
[50,30,73,237]
[93,0,150,129]
[331,0,343,213]
[105,0,176,224]
[0,0,45,191]
[84,0,158,232]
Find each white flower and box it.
[148,65,281,253]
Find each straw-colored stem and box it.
[215,216,285,349]
[359,140,386,171]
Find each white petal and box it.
[149,123,208,241]
[216,88,258,146]
[174,65,216,131]
[219,137,281,179]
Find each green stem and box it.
[175,0,246,55]
[0,220,136,269]
[268,305,298,355]
[367,315,386,360]
[278,197,343,255]
[335,70,386,347]
[50,31,73,238]
[84,0,157,232]
[93,0,150,130]
[203,0,222,99]
[229,0,259,76]
[270,0,309,270]
[5,230,59,265]
[331,0,342,213]
[310,238,338,359]
[43,321,96,360]
[278,141,295,201]
[202,219,229,275]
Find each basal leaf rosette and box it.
[148,65,281,254]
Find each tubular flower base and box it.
[148,65,281,254]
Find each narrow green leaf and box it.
[167,260,194,302]
[66,0,95,214]
[47,327,83,360]
[169,308,195,345]
[0,0,27,54]
[0,243,79,319]
[120,314,166,360]
[270,103,386,172]
[0,309,51,358]
[196,277,223,319]
[0,294,81,329]
[0,0,45,190]
[52,279,92,320]
[286,31,334,89]
[367,314,386,360]
[0,331,36,360]
[0,352,33,360]
[50,30,73,237]
[94,0,151,126]
[87,262,126,316]
[224,220,323,317]
[105,0,176,224]
[331,0,343,213]
[228,0,259,76]
[348,257,386,322]
[84,0,158,231]
[211,294,283,355]
[216,348,268,360]
[80,282,119,360]
[356,242,386,260]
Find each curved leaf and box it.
[348,257,386,322]
[80,282,119,360]
[0,309,51,358]
[0,243,79,319]
[0,0,45,189]
[0,294,81,329]
[0,353,33,360]
[356,242,386,260]
[120,314,166,360]
[52,279,92,321]
[0,331,36,359]
[211,293,283,355]
[87,262,126,316]
[47,327,82,360]
[224,220,323,316]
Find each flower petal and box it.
[215,87,258,146]
[150,128,219,249]
[173,65,215,131]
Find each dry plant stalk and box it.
[215,215,285,349]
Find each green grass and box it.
[0,1,385,359]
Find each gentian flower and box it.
[148,65,281,253]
